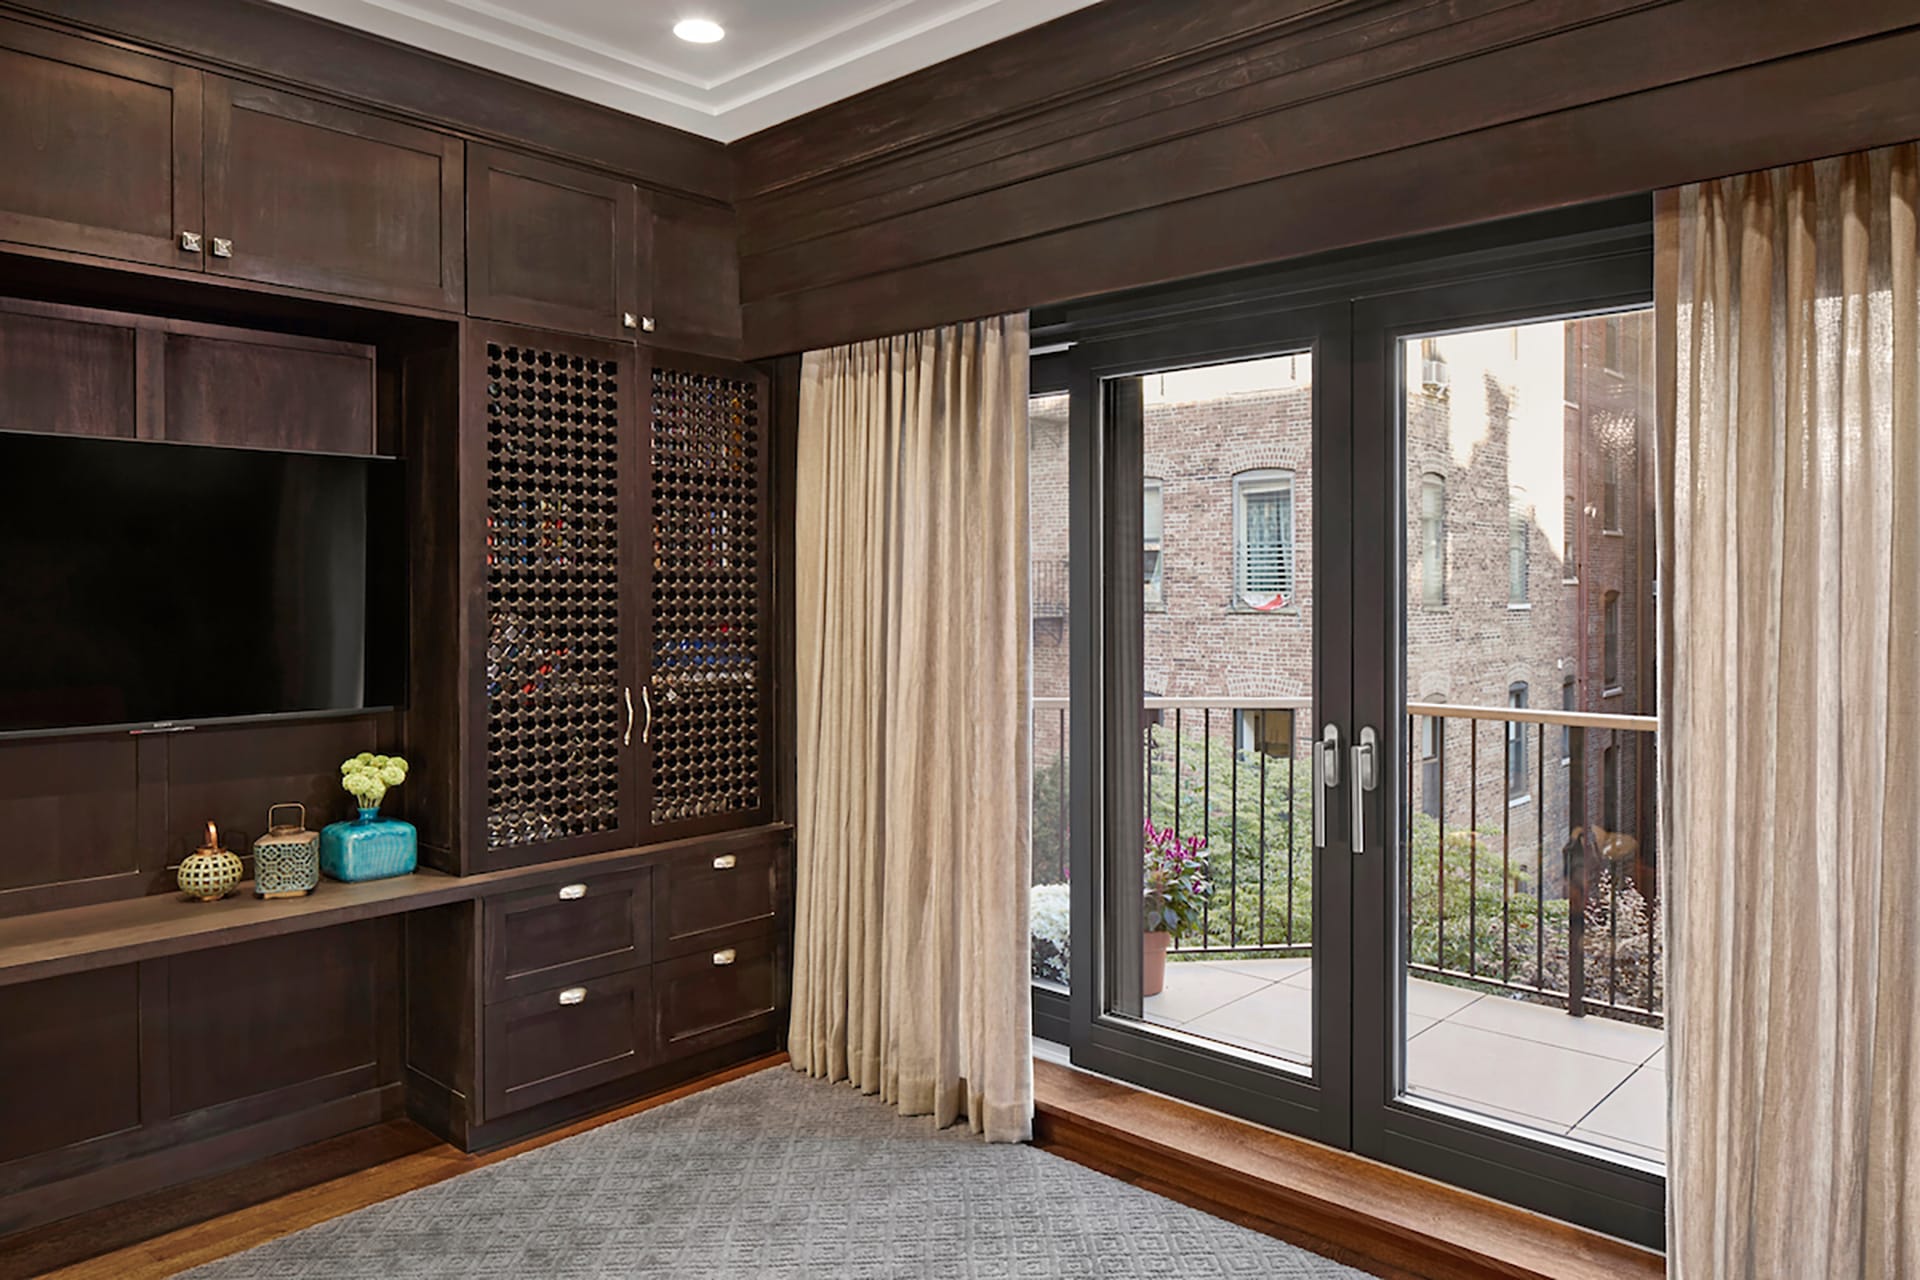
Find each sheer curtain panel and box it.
[1658,146,1920,1278]
[789,314,1033,1142]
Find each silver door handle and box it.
[558,986,586,1006]
[624,686,634,746]
[712,854,736,870]
[557,883,586,901]
[712,948,736,966]
[641,686,654,745]
[1350,726,1379,854]
[1314,723,1342,849]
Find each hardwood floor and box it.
[1032,1058,1667,1280]
[12,1053,787,1280]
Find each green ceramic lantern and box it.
[178,822,244,901]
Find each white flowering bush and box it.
[1030,882,1070,986]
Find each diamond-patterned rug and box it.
[184,1066,1364,1278]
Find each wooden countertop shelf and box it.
[0,823,791,988]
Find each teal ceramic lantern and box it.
[320,806,417,881]
[322,752,417,882]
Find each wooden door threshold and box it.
[1033,1058,1665,1280]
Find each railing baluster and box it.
[1536,718,1546,989]
[1465,718,1476,976]
[1173,708,1183,846]
[1057,707,1068,883]
[1230,715,1240,949]
[1287,739,1297,948]
[1202,708,1212,946]
[1258,738,1269,948]
[1568,723,1587,1019]
[1609,823,1620,1008]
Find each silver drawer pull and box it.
[712,948,736,966]
[558,883,587,901]
[712,854,736,870]
[558,986,586,1005]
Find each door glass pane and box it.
[1028,390,1071,990]
[1109,352,1317,1071]
[1399,311,1664,1166]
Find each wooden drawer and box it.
[483,869,650,1003]
[482,968,654,1120]
[654,930,782,1058]
[654,841,782,960]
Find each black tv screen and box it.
[0,432,406,736]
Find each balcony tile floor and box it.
[1137,956,1665,1164]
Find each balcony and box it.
[1030,695,1663,1164]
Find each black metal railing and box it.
[1029,696,1663,1026]
[1404,702,1662,1024]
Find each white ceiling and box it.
[264,0,1104,142]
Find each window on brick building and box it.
[1603,591,1621,690]
[1602,449,1621,532]
[1561,676,1575,764]
[1233,469,1295,610]
[1507,682,1529,802]
[1420,472,1446,605]
[1143,477,1164,607]
[1602,741,1620,833]
[1420,708,1444,820]
[1508,488,1530,605]
[1603,314,1624,374]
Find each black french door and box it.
[1036,201,1666,1247]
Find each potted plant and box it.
[1142,819,1211,997]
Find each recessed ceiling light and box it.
[673,17,725,43]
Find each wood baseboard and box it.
[1032,1059,1665,1280]
[15,1052,787,1280]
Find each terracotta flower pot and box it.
[1142,930,1172,997]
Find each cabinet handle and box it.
[641,686,653,745]
[622,312,638,330]
[712,854,736,870]
[179,231,203,253]
[558,883,587,901]
[558,986,586,1005]
[211,237,233,259]
[712,948,736,966]
[624,686,634,747]
[641,316,657,333]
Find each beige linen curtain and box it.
[789,314,1033,1142]
[1658,146,1920,1277]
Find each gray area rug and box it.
[184,1067,1364,1278]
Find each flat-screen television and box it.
[0,431,406,736]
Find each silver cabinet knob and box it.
[622,312,638,330]
[558,986,586,1005]
[180,231,203,253]
[557,883,586,901]
[211,237,233,259]
[641,315,656,333]
[712,948,736,966]
[712,854,736,870]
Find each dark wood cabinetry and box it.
[0,0,770,1248]
[649,193,741,356]
[203,77,463,310]
[0,17,202,271]
[467,144,643,340]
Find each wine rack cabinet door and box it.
[468,323,643,871]
[641,351,775,842]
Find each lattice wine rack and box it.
[649,363,766,826]
[483,339,625,850]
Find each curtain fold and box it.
[789,314,1033,1142]
[1659,146,1920,1278]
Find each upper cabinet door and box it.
[647,193,741,358]
[467,144,641,341]
[203,77,462,311]
[0,19,202,271]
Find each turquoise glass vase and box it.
[320,806,417,882]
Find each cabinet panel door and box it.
[467,144,639,341]
[0,19,201,270]
[0,299,142,441]
[468,324,642,872]
[648,192,739,356]
[481,968,654,1120]
[163,326,376,454]
[642,351,775,842]
[483,869,651,1003]
[653,930,781,1058]
[203,77,462,310]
